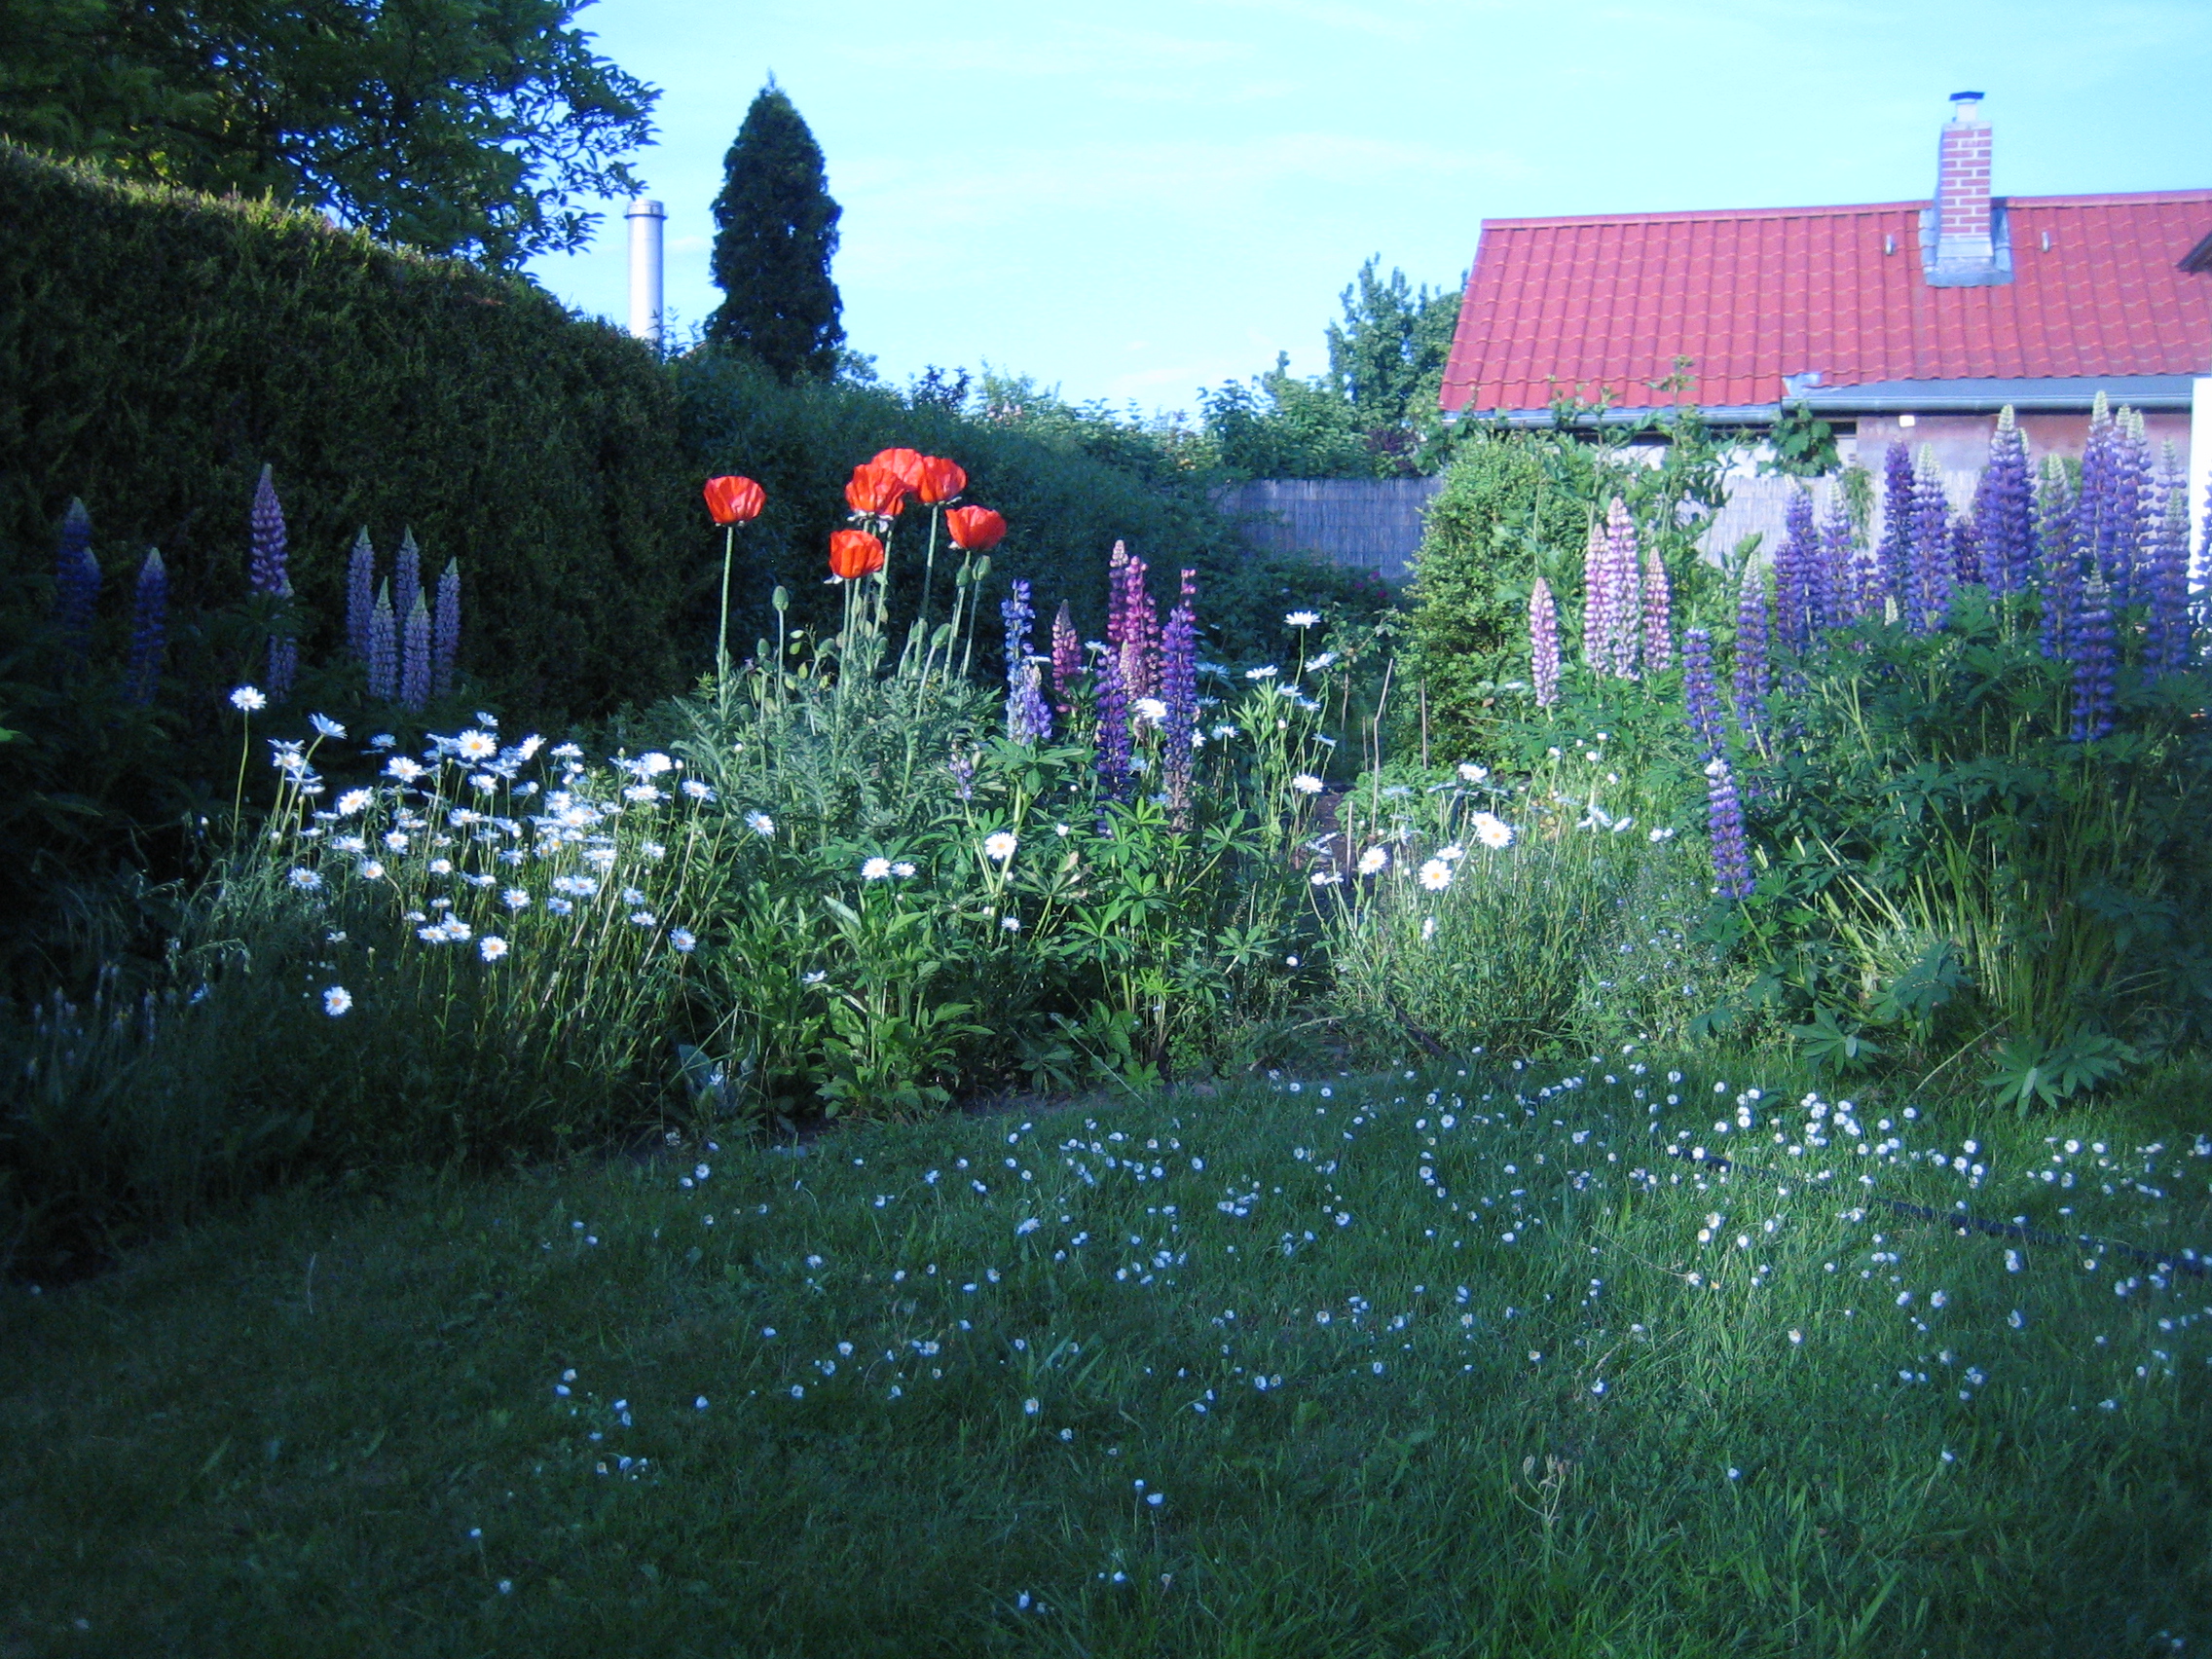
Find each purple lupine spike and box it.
[432,559,461,699]
[2036,456,2080,662]
[1778,488,1817,651]
[1051,602,1082,711]
[1949,512,1982,587]
[367,581,397,700]
[1104,540,1128,659]
[1119,550,1158,698]
[346,529,376,660]
[1682,627,1725,758]
[1641,547,1673,673]
[1975,406,2034,598]
[1732,570,1771,736]
[1877,442,1915,606]
[1604,498,1641,679]
[1905,446,1952,634]
[249,464,288,595]
[1704,755,1755,902]
[2077,394,2121,603]
[393,528,423,630]
[947,751,977,800]
[1161,573,1198,817]
[1093,647,1131,798]
[1817,498,1857,629]
[2070,587,2116,742]
[1530,576,1561,708]
[2107,408,2152,608]
[2146,444,2194,681]
[399,591,431,711]
[1579,517,1610,674]
[125,549,166,706]
[54,498,99,661]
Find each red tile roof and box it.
[1438,191,2212,414]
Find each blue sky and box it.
[525,0,2211,414]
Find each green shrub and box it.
[0,143,697,719]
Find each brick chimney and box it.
[1930,91,1995,281]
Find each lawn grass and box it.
[6,1053,2210,1657]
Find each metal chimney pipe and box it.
[625,199,665,347]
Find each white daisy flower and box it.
[1472,812,1515,850]
[1285,610,1320,627]
[670,929,697,953]
[861,857,893,880]
[745,810,775,837]
[1290,774,1324,794]
[288,866,323,891]
[456,730,498,762]
[1357,846,1388,876]
[983,831,1018,863]
[308,713,347,739]
[479,935,509,962]
[322,985,352,1015]
[335,788,373,817]
[1457,762,1488,784]
[385,756,424,783]
[1418,858,1453,891]
[229,685,266,712]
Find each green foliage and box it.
[0,145,696,718]
[1730,589,2212,1101]
[706,83,844,383]
[0,0,655,265]
[1759,400,1839,477]
[1324,256,1461,442]
[1327,750,1724,1058]
[1199,353,1375,481]
[675,354,1241,664]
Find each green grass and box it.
[7,1054,2210,1657]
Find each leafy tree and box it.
[706,82,844,383]
[1325,257,1461,433]
[0,0,656,266]
[1199,354,1373,481]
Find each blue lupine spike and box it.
[1682,627,1726,758]
[347,530,376,660]
[1817,498,1857,629]
[1877,442,1915,605]
[1704,755,1755,902]
[1732,569,1770,736]
[125,549,166,706]
[54,498,100,660]
[1778,488,1817,651]
[400,591,431,711]
[393,528,423,630]
[2146,444,2194,681]
[249,464,288,596]
[432,559,461,699]
[2070,588,2116,742]
[2036,456,2080,663]
[367,581,397,700]
[1160,572,1198,816]
[1972,408,2033,598]
[1906,446,1952,634]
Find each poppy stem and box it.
[716,525,735,716]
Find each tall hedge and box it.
[0,143,696,716]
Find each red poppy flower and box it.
[829,529,886,580]
[869,448,927,493]
[845,463,907,519]
[914,456,967,505]
[704,474,765,525]
[945,505,1007,551]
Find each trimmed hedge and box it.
[0,143,696,717]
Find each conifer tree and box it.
[706,81,844,381]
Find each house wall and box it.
[1846,410,2193,471]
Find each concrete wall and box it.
[1845,410,2192,472]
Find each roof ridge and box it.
[1477,188,2212,232]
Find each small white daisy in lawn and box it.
[670,929,696,953]
[322,986,352,1016]
[385,756,424,782]
[1001,914,1022,933]
[1456,762,1487,783]
[479,936,508,962]
[1285,610,1320,627]
[745,809,775,836]
[1290,774,1324,794]
[335,788,373,817]
[628,910,657,928]
[229,685,266,713]
[1357,846,1388,876]
[983,830,1018,862]
[428,858,453,875]
[288,866,322,891]
[1472,812,1515,849]
[861,857,893,880]
[357,860,386,881]
[1418,858,1453,892]
[456,730,498,762]
[890,861,916,878]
